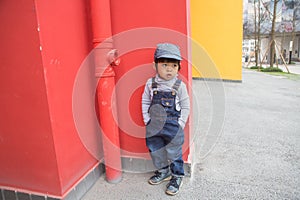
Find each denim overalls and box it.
[146,77,184,176]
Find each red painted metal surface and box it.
[96,77,122,183]
[0,0,192,197]
[0,0,61,195]
[0,0,100,197]
[90,0,122,183]
[110,0,192,161]
[34,0,99,195]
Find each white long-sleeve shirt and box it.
[141,75,190,128]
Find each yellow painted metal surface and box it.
[190,0,243,80]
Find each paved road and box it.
[83,69,300,200]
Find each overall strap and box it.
[172,79,182,94]
[151,77,158,95]
[151,77,158,89]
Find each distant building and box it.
[243,0,300,62]
[242,39,256,62]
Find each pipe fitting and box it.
[107,49,120,66]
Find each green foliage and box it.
[247,66,300,81]
[250,66,264,70]
[261,67,283,72]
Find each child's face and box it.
[155,60,179,81]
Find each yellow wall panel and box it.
[191,0,243,81]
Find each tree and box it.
[269,0,279,68]
[255,0,262,68]
[244,0,298,68]
[289,1,300,63]
[253,0,261,67]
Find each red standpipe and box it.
[90,0,122,183]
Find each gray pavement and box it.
[82,68,300,200]
[279,62,300,74]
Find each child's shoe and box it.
[165,176,183,196]
[148,170,172,185]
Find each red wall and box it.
[34,0,100,195]
[110,0,192,160]
[0,0,192,197]
[0,0,100,197]
[0,0,61,194]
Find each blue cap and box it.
[154,43,182,61]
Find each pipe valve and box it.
[107,49,120,66]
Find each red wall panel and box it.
[0,0,101,197]
[34,0,99,194]
[110,0,192,160]
[0,0,61,194]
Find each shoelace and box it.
[168,178,179,188]
[154,171,161,176]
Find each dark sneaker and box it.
[148,170,172,185]
[165,176,183,196]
